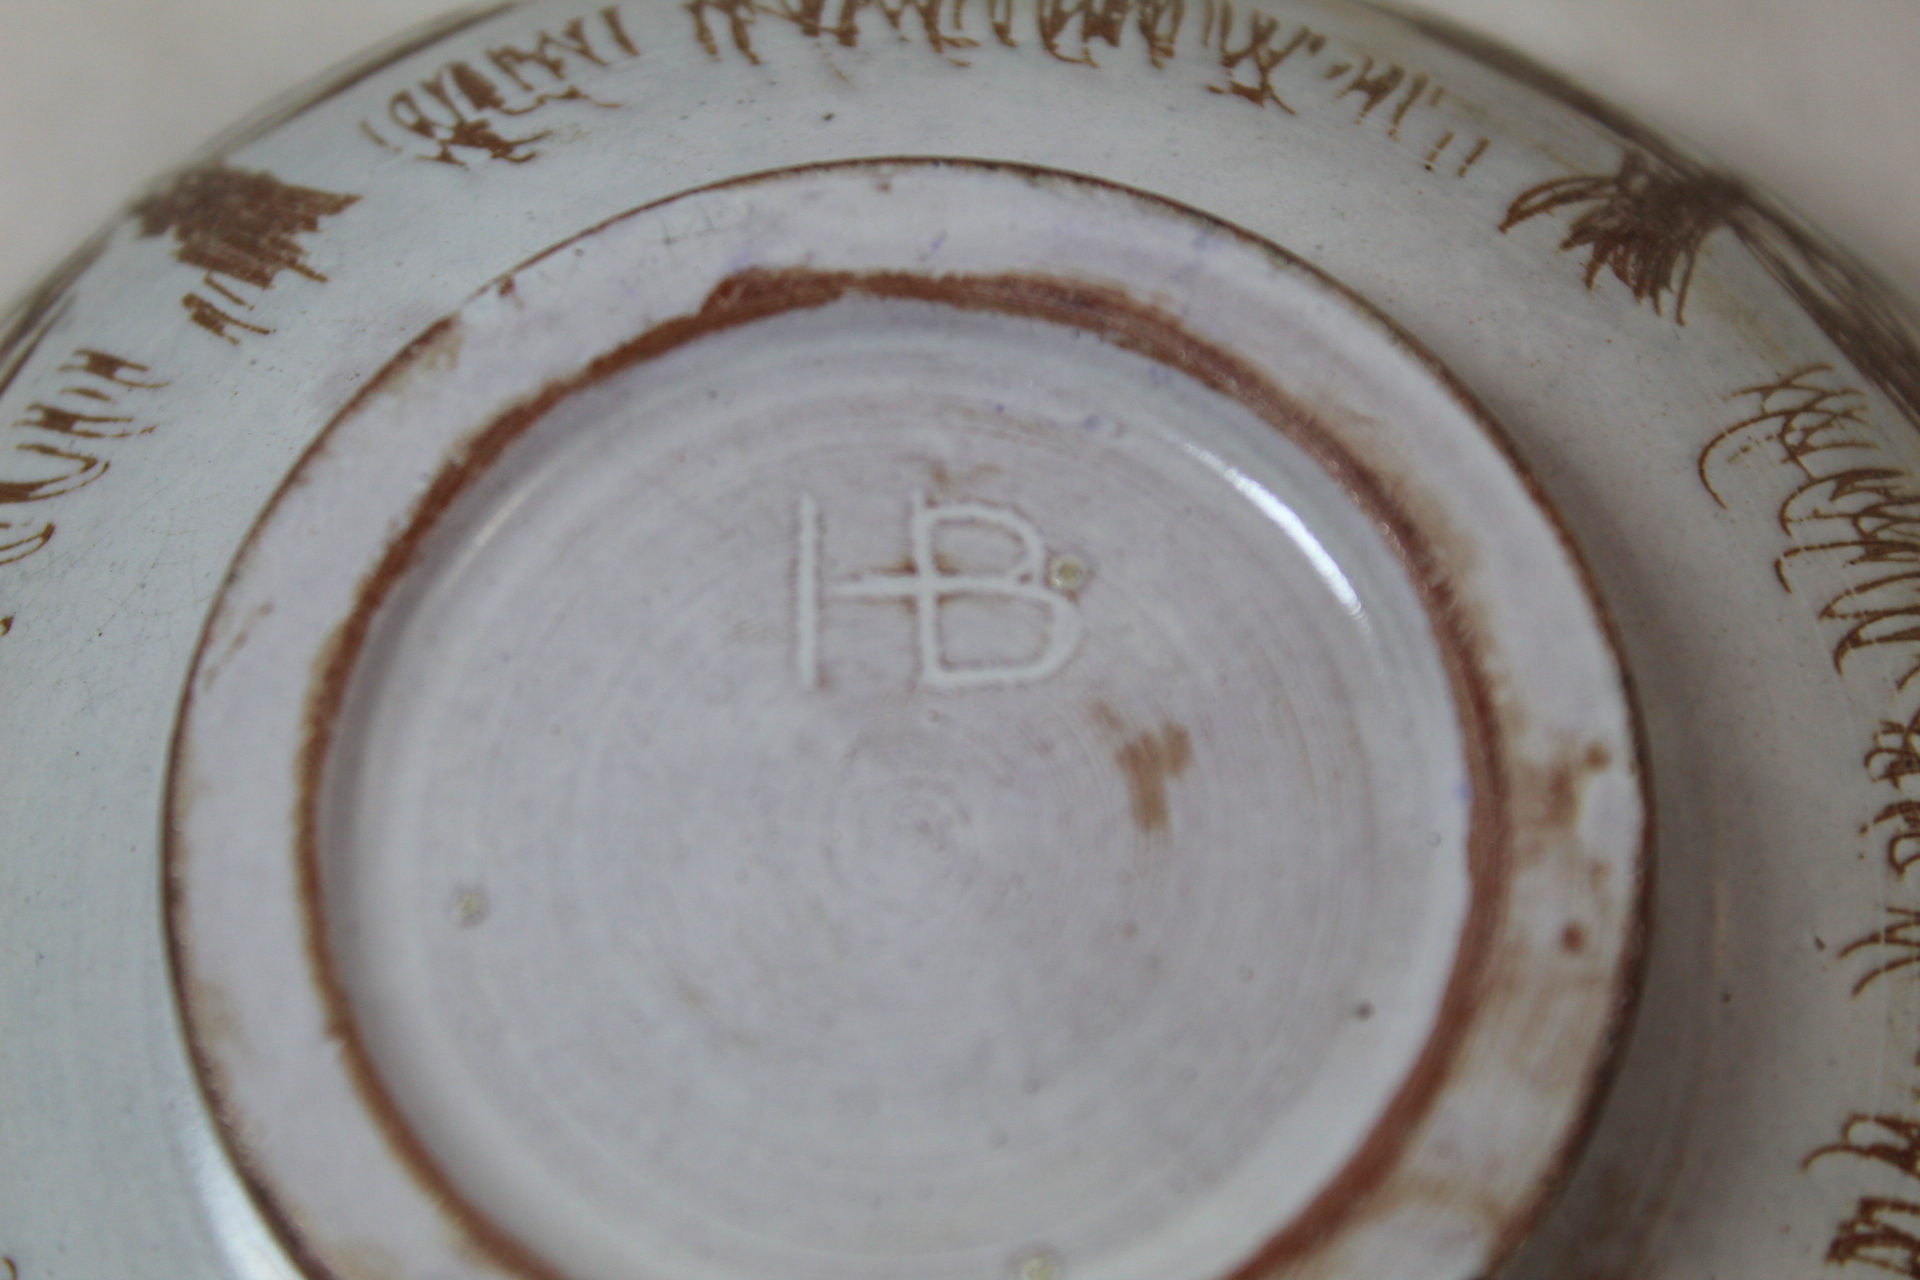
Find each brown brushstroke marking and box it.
[360,120,404,154]
[4,342,162,504]
[1413,0,1920,429]
[168,792,358,1280]
[16,403,142,440]
[688,0,761,62]
[0,520,53,568]
[163,316,524,1280]
[1837,908,1920,996]
[1699,354,1920,1274]
[1387,72,1427,138]
[0,342,166,561]
[1455,136,1489,178]
[373,8,639,167]
[1809,1113,1920,1178]
[1133,0,1185,67]
[387,87,549,166]
[1509,146,1920,429]
[164,161,1648,1280]
[1337,57,1404,121]
[1208,7,1320,110]
[1503,151,1742,323]
[489,11,626,88]
[132,163,358,291]
[0,443,106,506]
[602,4,640,56]
[1825,1197,1920,1277]
[1868,702,1920,832]
[1697,362,1920,927]
[1038,0,1127,64]
[59,349,165,390]
[185,977,250,1060]
[3,1256,15,1280]
[675,0,1490,180]
[1701,366,1920,685]
[693,0,988,61]
[181,294,274,344]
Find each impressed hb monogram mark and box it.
[797,491,1084,691]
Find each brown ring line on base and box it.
[163,158,1648,1280]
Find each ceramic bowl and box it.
[1,4,1915,1280]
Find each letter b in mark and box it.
[797,491,1084,691]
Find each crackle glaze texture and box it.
[0,4,1916,1280]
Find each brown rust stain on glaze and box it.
[1535,739,1613,833]
[1274,719,1649,1280]
[1093,703,1193,833]
[1480,735,1653,1276]
[1117,722,1192,833]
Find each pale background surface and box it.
[2,1,1918,314]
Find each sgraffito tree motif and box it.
[1501,151,1744,322]
[1503,148,1920,438]
[130,163,359,342]
[131,164,358,290]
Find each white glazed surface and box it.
[1,3,1917,1280]
[163,160,1640,1280]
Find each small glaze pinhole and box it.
[1046,555,1087,592]
[450,885,489,927]
[1014,1248,1061,1280]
